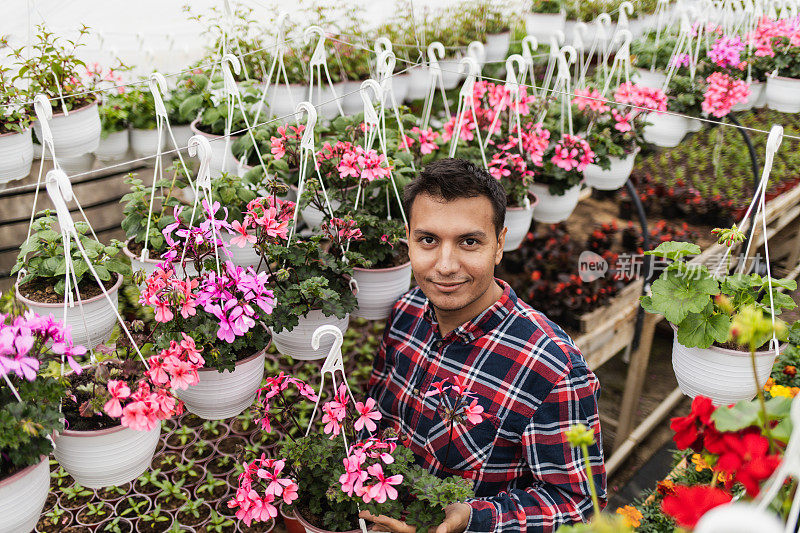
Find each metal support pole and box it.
[626,177,651,352]
[725,113,762,270]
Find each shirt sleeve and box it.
[464,362,607,533]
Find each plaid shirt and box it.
[367,279,606,532]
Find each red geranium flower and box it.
[714,430,781,496]
[661,485,732,529]
[669,396,717,451]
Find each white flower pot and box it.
[583,149,639,190]
[755,81,768,107]
[267,83,307,121]
[439,58,464,90]
[531,183,581,223]
[15,274,122,350]
[32,101,101,158]
[503,194,539,251]
[0,129,34,186]
[53,423,160,489]
[339,81,364,115]
[129,128,166,166]
[123,242,196,285]
[94,129,129,162]
[352,261,412,320]
[686,117,703,133]
[765,75,800,113]
[485,32,511,63]
[175,349,266,420]
[220,231,263,270]
[0,457,50,533]
[634,68,667,90]
[643,113,689,147]
[671,325,783,406]
[315,84,341,120]
[731,81,763,112]
[190,119,238,176]
[59,153,96,176]
[170,124,194,152]
[293,185,341,228]
[387,73,410,104]
[406,66,431,102]
[524,12,566,42]
[270,310,349,360]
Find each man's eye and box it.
[463,238,478,247]
[420,237,435,245]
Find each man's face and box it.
[406,193,506,317]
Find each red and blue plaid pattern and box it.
[367,279,606,532]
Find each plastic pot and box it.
[582,148,639,191]
[130,128,166,166]
[238,517,274,533]
[189,119,239,176]
[114,494,153,520]
[524,12,566,42]
[0,457,50,533]
[220,232,263,271]
[174,348,267,420]
[503,194,539,251]
[405,65,431,102]
[265,83,307,121]
[98,517,134,533]
[294,508,360,533]
[484,32,511,63]
[530,183,581,224]
[670,324,784,406]
[352,260,412,321]
[15,273,123,350]
[32,100,101,158]
[643,112,689,147]
[731,81,763,112]
[765,75,800,113]
[0,128,34,187]
[53,422,161,489]
[176,502,214,529]
[59,153,96,176]
[339,80,364,115]
[270,311,349,360]
[171,124,194,152]
[124,241,197,283]
[75,501,114,528]
[292,184,342,228]
[438,58,464,90]
[95,129,130,162]
[385,73,410,104]
[633,67,667,90]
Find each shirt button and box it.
[434,341,442,349]
[412,388,420,396]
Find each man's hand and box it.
[359,503,471,533]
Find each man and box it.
[361,158,606,533]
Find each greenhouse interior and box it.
[2,0,800,531]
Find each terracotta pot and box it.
[15,273,123,350]
[53,422,161,489]
[0,128,34,186]
[352,260,412,321]
[670,323,784,406]
[174,348,267,420]
[32,100,101,158]
[0,457,50,533]
[281,504,306,533]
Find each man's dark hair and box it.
[403,158,507,237]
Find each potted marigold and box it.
[0,310,79,532]
[228,375,475,531]
[11,24,101,159]
[0,66,34,186]
[640,228,797,405]
[139,200,276,420]
[12,213,130,350]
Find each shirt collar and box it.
[422,278,516,344]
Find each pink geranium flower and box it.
[463,399,485,424]
[354,398,382,432]
[365,463,403,504]
[103,380,131,417]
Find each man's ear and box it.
[495,227,507,265]
[405,223,410,241]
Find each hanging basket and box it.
[53,422,161,489]
[633,68,667,90]
[531,183,581,224]
[583,148,639,191]
[94,130,130,162]
[406,65,430,101]
[503,193,539,251]
[15,274,123,350]
[524,12,566,42]
[220,232,263,270]
[670,324,783,406]
[731,81,764,112]
[352,260,412,320]
[267,83,308,121]
[123,241,197,284]
[129,128,166,167]
[338,80,364,115]
[32,100,101,158]
[174,348,267,420]
[643,113,689,147]
[291,185,342,228]
[59,153,96,176]
[0,457,50,533]
[189,119,238,176]
[270,310,349,361]
[765,75,800,113]
[484,32,511,62]
[0,128,34,187]
[439,58,464,90]
[171,124,194,152]
[387,73,410,103]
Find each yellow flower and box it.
[616,505,643,528]
[769,385,793,398]
[692,453,712,472]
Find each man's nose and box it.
[435,243,459,276]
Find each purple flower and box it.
[708,35,745,69]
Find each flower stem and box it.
[581,443,602,516]
[444,418,454,468]
[751,348,774,452]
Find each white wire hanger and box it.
[305,25,345,119]
[421,42,452,130]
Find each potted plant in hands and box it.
[576,83,666,190]
[0,66,34,187]
[525,0,566,43]
[11,24,102,159]
[229,375,475,532]
[0,310,79,533]
[12,212,130,349]
[49,331,199,489]
[640,227,797,405]
[96,91,131,163]
[139,202,276,419]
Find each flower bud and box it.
[565,423,596,448]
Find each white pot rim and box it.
[197,343,269,374]
[507,191,540,211]
[123,241,161,265]
[189,118,240,142]
[670,322,784,357]
[0,127,31,139]
[353,259,411,273]
[770,75,800,82]
[294,508,361,533]
[0,455,47,487]
[60,420,128,438]
[15,273,123,308]
[33,99,99,121]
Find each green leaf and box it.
[676,312,731,349]
[648,269,719,324]
[711,400,761,432]
[644,241,701,260]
